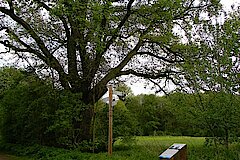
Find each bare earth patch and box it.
[0,154,11,160]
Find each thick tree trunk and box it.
[70,81,106,149]
[80,106,94,141]
[72,104,94,148]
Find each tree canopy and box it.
[0,0,221,104]
[182,10,240,94]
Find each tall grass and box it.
[133,136,240,160]
[1,136,240,160]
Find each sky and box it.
[221,0,239,10]
[0,0,239,95]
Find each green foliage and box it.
[112,101,137,142]
[0,67,25,97]
[0,68,138,151]
[115,83,133,97]
[0,68,89,148]
[177,8,240,147]
[47,91,88,147]
[124,91,240,144]
[126,94,172,136]
[0,0,224,149]
[197,92,240,147]
[1,68,239,152]
[0,0,223,107]
[0,70,58,145]
[163,93,202,136]
[182,9,240,94]
[2,136,240,160]
[93,100,137,151]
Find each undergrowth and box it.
[1,137,240,160]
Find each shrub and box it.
[0,68,89,148]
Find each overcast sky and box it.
[222,0,239,10]
[0,0,239,95]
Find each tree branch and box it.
[90,0,135,83]
[137,51,184,63]
[67,27,79,89]
[116,69,177,79]
[149,79,169,96]
[0,7,70,89]
[6,0,14,13]
[0,40,30,53]
[0,8,48,57]
[101,0,135,55]
[89,23,154,102]
[144,39,185,61]
[33,0,70,38]
[4,28,47,61]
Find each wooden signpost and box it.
[102,85,125,156]
[108,85,113,156]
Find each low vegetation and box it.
[1,136,240,160]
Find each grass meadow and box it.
[2,136,240,160]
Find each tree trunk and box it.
[224,128,229,149]
[69,83,100,149]
[81,106,94,141]
[72,105,94,148]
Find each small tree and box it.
[197,92,240,148]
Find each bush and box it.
[0,68,89,148]
[1,74,57,145]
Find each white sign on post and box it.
[101,94,120,106]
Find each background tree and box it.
[0,68,59,145]
[0,67,25,97]
[0,0,221,143]
[164,93,202,136]
[125,93,206,137]
[126,94,172,136]
[0,67,25,139]
[199,92,240,148]
[179,8,240,147]
[115,82,133,97]
[92,99,137,152]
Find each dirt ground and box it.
[0,154,10,160]
[0,153,16,160]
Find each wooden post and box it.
[108,85,113,156]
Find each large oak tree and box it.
[0,0,220,143]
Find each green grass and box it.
[133,136,240,160]
[111,136,205,160]
[1,136,240,160]
[133,136,205,159]
[136,136,204,146]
